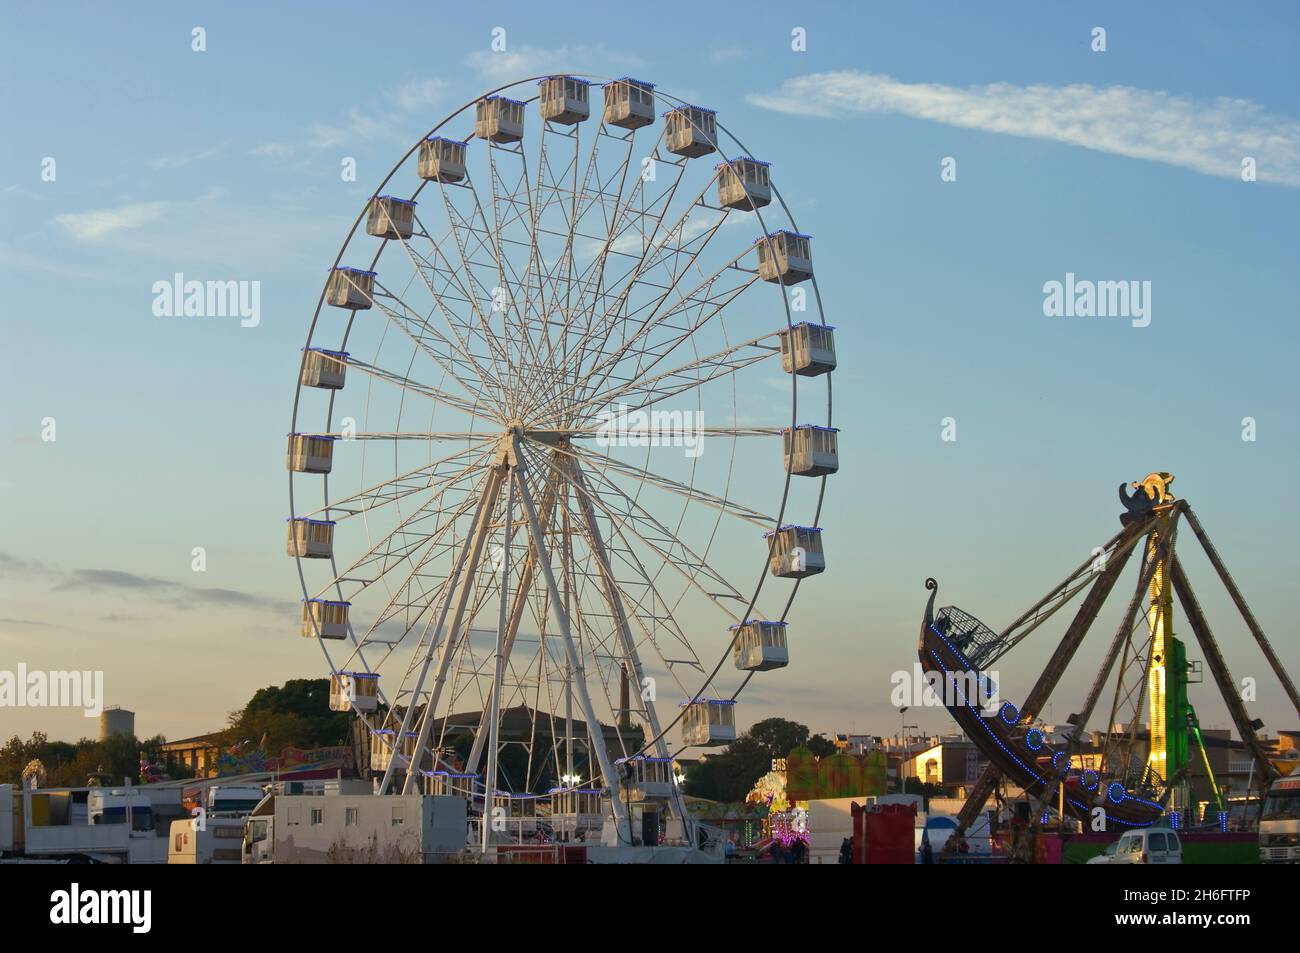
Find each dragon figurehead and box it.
[1119,471,1175,519]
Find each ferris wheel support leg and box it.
[570,459,667,755]
[482,471,515,852]
[511,446,630,833]
[569,459,693,842]
[464,468,563,776]
[376,466,500,796]
[400,464,507,795]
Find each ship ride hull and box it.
[918,581,1164,830]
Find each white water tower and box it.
[99,706,135,740]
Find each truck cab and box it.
[1259,775,1300,864]
[207,784,266,816]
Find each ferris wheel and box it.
[286,75,837,836]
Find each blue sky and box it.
[2,1,1297,747]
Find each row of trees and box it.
[4,689,875,805]
[0,731,167,788]
[0,679,350,786]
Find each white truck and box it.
[1259,775,1300,864]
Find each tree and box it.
[223,678,350,753]
[807,733,838,758]
[903,777,944,801]
[683,717,818,802]
[747,717,810,757]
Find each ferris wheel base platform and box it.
[584,845,723,864]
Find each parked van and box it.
[1093,827,1183,864]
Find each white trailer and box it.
[0,783,166,863]
[268,793,467,864]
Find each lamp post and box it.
[901,722,920,793]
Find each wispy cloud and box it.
[307,106,401,149]
[749,71,1300,186]
[54,201,168,240]
[463,43,643,83]
[56,566,288,613]
[709,46,748,65]
[42,189,326,267]
[386,77,449,112]
[249,141,294,159]
[151,144,225,171]
[2,551,287,616]
[256,76,451,157]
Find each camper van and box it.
[168,815,246,864]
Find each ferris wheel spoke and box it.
[561,132,646,328]
[574,244,755,407]
[327,431,500,441]
[523,442,744,620]
[381,232,514,409]
[299,441,493,521]
[477,147,545,415]
[559,144,694,376]
[422,186,526,403]
[483,142,554,411]
[560,127,637,338]
[369,283,508,416]
[332,476,487,637]
[560,169,727,393]
[510,124,597,414]
[603,279,763,398]
[533,125,583,370]
[509,132,567,410]
[542,124,648,407]
[342,355,500,423]
[560,335,779,427]
[562,441,773,528]
[562,489,704,707]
